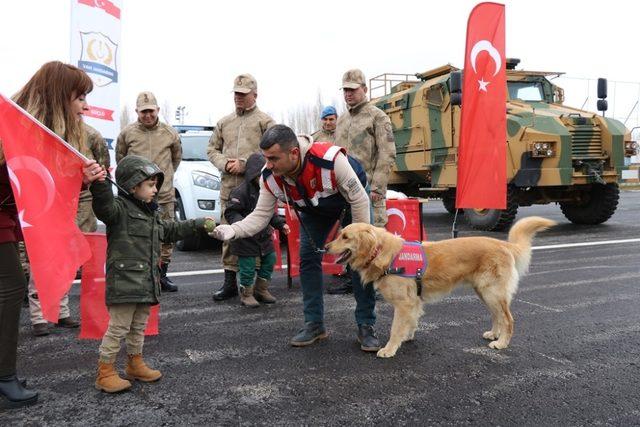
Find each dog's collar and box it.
[362,246,381,269]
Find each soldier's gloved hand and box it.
[210,224,235,241]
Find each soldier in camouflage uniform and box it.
[311,106,337,143]
[207,74,275,301]
[27,123,111,336]
[331,69,396,294]
[89,155,214,393]
[116,91,182,292]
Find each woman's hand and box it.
[82,159,106,185]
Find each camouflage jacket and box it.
[115,120,182,203]
[80,123,111,203]
[311,128,335,143]
[335,101,396,195]
[207,105,275,200]
[90,156,205,305]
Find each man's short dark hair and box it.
[259,124,299,150]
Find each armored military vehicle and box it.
[371,59,638,230]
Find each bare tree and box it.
[161,99,172,124]
[119,105,131,130]
[283,89,331,134]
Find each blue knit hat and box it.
[320,106,337,119]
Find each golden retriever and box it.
[326,216,556,358]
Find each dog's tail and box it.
[508,216,556,275]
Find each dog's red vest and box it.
[387,242,428,278]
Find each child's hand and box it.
[203,217,216,233]
[282,224,290,235]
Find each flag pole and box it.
[1,93,127,194]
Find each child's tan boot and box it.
[95,361,132,393]
[239,285,259,308]
[254,277,276,304]
[125,354,162,382]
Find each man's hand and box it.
[282,224,291,235]
[225,159,243,175]
[211,224,235,240]
[370,191,384,202]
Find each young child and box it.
[225,153,289,307]
[89,155,215,393]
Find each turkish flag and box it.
[385,199,427,241]
[79,233,159,339]
[0,94,90,322]
[284,205,342,278]
[456,2,507,209]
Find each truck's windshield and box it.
[507,81,544,101]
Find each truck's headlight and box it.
[530,141,556,158]
[192,171,220,190]
[625,141,638,157]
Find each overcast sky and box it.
[1,0,639,129]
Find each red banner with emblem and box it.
[456,2,506,209]
[0,94,92,322]
[79,233,159,339]
[78,0,121,19]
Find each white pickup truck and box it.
[173,126,221,250]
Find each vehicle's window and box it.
[507,81,544,101]
[180,135,210,160]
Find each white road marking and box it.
[68,239,638,285]
[532,238,640,251]
[159,238,640,279]
[515,299,563,312]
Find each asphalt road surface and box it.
[2,190,639,425]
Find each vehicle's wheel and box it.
[559,183,619,225]
[442,190,457,214]
[463,186,518,231]
[175,196,201,251]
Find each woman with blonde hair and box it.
[0,61,105,409]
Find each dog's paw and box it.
[483,331,498,340]
[488,340,509,350]
[376,347,397,358]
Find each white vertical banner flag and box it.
[70,0,122,163]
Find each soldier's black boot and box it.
[213,270,238,301]
[160,262,178,292]
[0,375,38,409]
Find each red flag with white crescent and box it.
[456,2,507,209]
[79,233,159,339]
[385,199,426,241]
[0,94,90,322]
[284,205,342,278]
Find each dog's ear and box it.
[354,227,378,261]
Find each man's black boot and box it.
[357,324,381,352]
[0,375,38,409]
[213,270,238,301]
[290,322,328,347]
[160,262,178,292]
